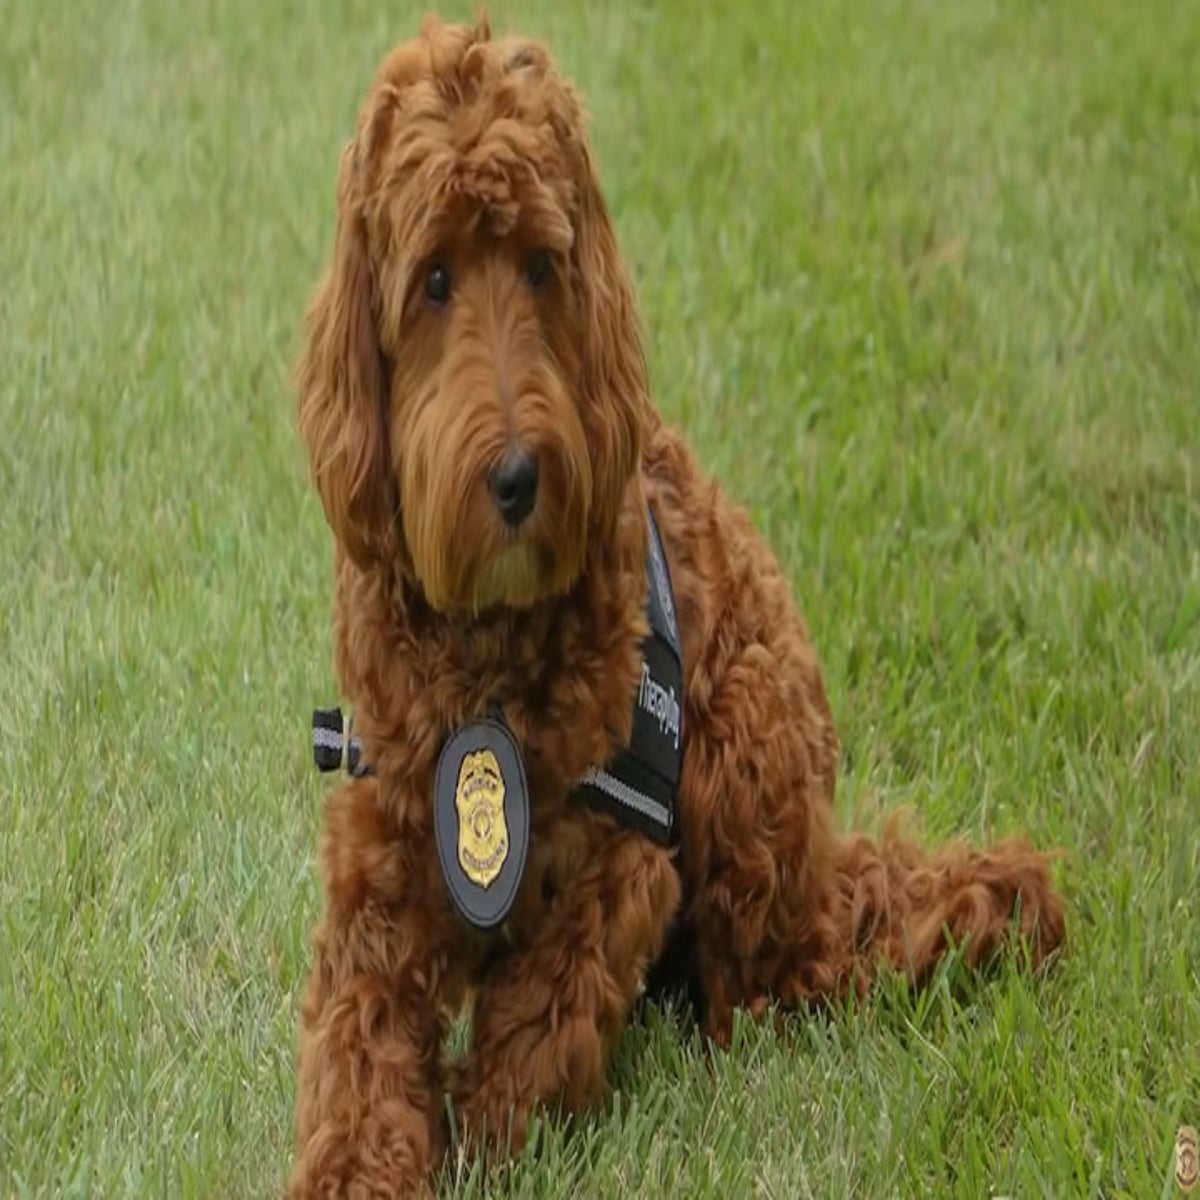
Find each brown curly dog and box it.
[290,16,1065,1196]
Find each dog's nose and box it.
[488,447,540,526]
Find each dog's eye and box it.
[425,262,452,306]
[525,249,552,289]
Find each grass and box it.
[2,0,1197,1195]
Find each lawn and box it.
[2,0,1198,1195]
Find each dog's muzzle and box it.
[488,446,540,527]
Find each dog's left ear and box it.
[571,144,653,534]
[297,141,394,568]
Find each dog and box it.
[290,16,1065,1196]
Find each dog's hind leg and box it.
[450,821,679,1161]
[674,610,1064,1044]
[670,618,857,1043]
[675,722,854,1043]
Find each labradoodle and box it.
[289,17,1064,1196]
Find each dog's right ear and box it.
[297,141,393,569]
[570,147,654,539]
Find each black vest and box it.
[573,507,682,844]
[312,507,684,844]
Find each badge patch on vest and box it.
[433,718,529,930]
[454,748,508,886]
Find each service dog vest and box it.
[311,506,684,927]
[572,507,683,845]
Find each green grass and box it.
[2,0,1198,1195]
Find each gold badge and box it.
[455,748,509,887]
[1178,1125,1199,1193]
[434,717,529,929]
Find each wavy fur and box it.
[290,17,1065,1196]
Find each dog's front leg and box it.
[451,823,680,1161]
[290,778,448,1200]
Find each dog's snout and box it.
[489,447,540,526]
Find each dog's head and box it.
[298,17,649,614]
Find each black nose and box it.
[488,447,539,526]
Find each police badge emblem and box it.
[454,748,508,886]
[433,716,529,930]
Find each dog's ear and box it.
[297,141,393,568]
[572,146,652,534]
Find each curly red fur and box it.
[289,16,1065,1196]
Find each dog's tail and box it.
[831,814,1066,987]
